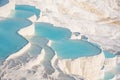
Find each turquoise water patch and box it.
[15,5,41,18]
[0,18,32,58]
[35,22,71,41]
[115,65,120,74]
[10,10,34,19]
[0,0,9,7]
[103,50,116,58]
[35,22,101,59]
[104,72,115,80]
[51,40,101,59]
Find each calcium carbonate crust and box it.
[0,0,120,80]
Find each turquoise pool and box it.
[103,50,116,58]
[35,22,72,41]
[0,18,32,58]
[104,72,115,80]
[11,10,34,19]
[0,0,9,7]
[115,65,120,74]
[15,5,40,18]
[51,40,101,59]
[35,22,101,59]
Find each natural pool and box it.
[0,0,9,7]
[0,4,41,59]
[35,22,72,41]
[51,40,101,59]
[11,10,34,19]
[0,18,32,58]
[103,50,116,58]
[15,5,40,18]
[104,72,115,80]
[35,22,101,59]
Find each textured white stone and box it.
[0,0,119,80]
[54,52,105,80]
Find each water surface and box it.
[0,0,9,7]
[35,22,101,59]
[104,72,115,80]
[35,22,71,41]
[0,18,32,58]
[51,40,101,59]
[15,5,40,18]
[11,10,34,19]
[103,50,115,58]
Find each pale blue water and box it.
[0,0,9,7]
[115,65,120,74]
[51,40,101,59]
[103,50,115,58]
[0,4,41,59]
[35,22,101,59]
[35,22,72,41]
[11,10,34,19]
[104,72,115,80]
[15,5,41,18]
[0,18,32,58]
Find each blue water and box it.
[51,40,101,59]
[35,22,72,41]
[103,50,116,58]
[0,0,9,7]
[115,65,120,74]
[104,72,115,80]
[0,18,32,58]
[0,4,41,59]
[15,5,41,18]
[11,10,34,19]
[35,22,101,59]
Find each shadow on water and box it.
[0,0,9,7]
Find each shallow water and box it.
[0,18,32,58]
[103,50,115,58]
[104,72,115,80]
[51,40,101,59]
[11,10,34,18]
[35,22,101,59]
[0,0,9,7]
[35,22,72,41]
[15,5,41,18]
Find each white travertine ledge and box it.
[0,0,119,80]
[52,52,105,80]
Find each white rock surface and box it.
[0,0,120,80]
[52,52,105,80]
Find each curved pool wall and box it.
[35,22,72,41]
[35,22,101,59]
[0,18,32,59]
[15,5,41,18]
[103,50,116,58]
[0,0,9,7]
